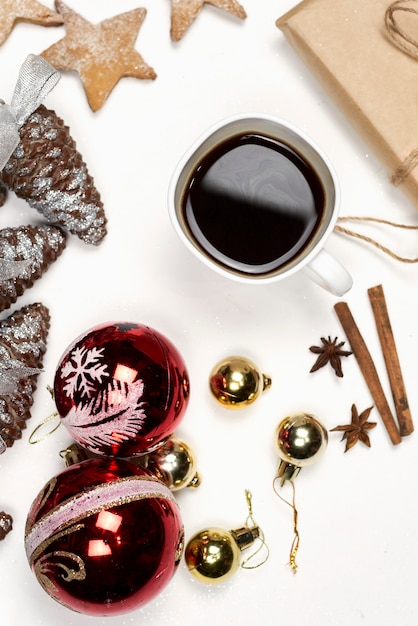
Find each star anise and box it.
[309,336,352,377]
[330,404,377,452]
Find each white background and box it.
[1,1,418,625]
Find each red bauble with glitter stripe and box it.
[53,322,190,457]
[25,458,184,616]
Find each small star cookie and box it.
[169,0,247,42]
[0,0,63,46]
[41,1,156,112]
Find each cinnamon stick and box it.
[334,301,402,445]
[368,284,413,436]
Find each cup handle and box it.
[302,249,352,296]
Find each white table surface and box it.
[1,2,418,625]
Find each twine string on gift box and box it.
[385,1,418,184]
[335,216,418,263]
[337,2,418,258]
[385,0,418,59]
[390,149,418,186]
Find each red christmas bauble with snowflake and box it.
[53,322,190,457]
[25,457,184,616]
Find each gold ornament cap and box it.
[209,356,272,409]
[275,412,328,485]
[60,442,97,466]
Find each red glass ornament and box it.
[25,458,184,616]
[53,322,190,456]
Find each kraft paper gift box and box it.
[276,0,418,210]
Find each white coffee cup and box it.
[168,113,352,296]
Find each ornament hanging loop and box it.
[273,477,300,573]
[28,385,60,445]
[184,489,269,583]
[28,411,61,445]
[240,489,270,570]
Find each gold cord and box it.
[28,385,60,444]
[273,478,300,574]
[28,411,60,444]
[46,384,55,399]
[59,447,73,459]
[240,489,270,570]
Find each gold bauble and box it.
[275,412,328,483]
[185,527,241,583]
[184,525,260,584]
[209,356,272,409]
[142,437,201,491]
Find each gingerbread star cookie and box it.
[41,1,156,112]
[169,0,247,42]
[0,0,63,46]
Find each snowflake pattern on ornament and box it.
[60,346,147,452]
[62,346,109,399]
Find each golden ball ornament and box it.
[275,412,328,484]
[184,525,259,584]
[185,527,241,583]
[142,437,201,491]
[209,356,272,409]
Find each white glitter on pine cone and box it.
[0,105,107,245]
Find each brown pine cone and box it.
[0,224,66,313]
[0,105,107,245]
[0,181,7,207]
[0,302,50,453]
[0,511,13,540]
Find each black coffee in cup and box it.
[181,133,325,275]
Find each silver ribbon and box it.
[0,360,42,454]
[0,54,60,171]
[0,360,42,396]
